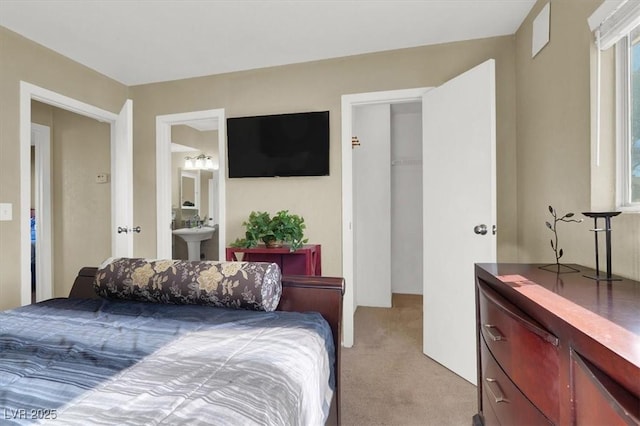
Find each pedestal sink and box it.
[172,225,217,261]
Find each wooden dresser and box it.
[226,244,321,276]
[474,263,640,426]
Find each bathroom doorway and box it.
[156,109,226,261]
[170,125,220,260]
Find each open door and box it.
[112,99,134,257]
[20,83,135,306]
[422,60,497,385]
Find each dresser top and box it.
[476,263,640,367]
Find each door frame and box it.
[155,109,226,260]
[341,87,430,347]
[19,81,128,305]
[31,123,53,302]
[208,175,217,225]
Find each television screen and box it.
[227,111,329,178]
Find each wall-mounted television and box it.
[226,111,329,178]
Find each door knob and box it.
[474,224,488,235]
[117,226,141,234]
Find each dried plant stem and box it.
[545,205,583,271]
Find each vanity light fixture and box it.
[184,154,217,170]
[194,156,204,169]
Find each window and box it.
[590,0,640,210]
[616,26,640,209]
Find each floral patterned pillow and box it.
[93,258,282,311]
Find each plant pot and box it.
[264,239,283,248]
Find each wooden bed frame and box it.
[69,266,344,425]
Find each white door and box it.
[422,59,497,385]
[353,104,392,308]
[112,99,134,257]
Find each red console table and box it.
[226,244,321,276]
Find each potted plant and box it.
[231,210,308,251]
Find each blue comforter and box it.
[0,298,334,425]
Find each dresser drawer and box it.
[571,350,640,426]
[480,392,501,426]
[477,279,560,423]
[481,339,552,426]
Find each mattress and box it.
[0,298,334,425]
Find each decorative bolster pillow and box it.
[94,257,282,311]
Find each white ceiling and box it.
[0,0,535,86]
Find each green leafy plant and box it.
[231,210,308,251]
[544,205,582,271]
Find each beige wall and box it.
[2,29,519,309]
[515,0,640,280]
[12,5,634,307]
[130,36,519,277]
[0,27,128,309]
[172,125,219,168]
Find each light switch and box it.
[0,203,12,221]
[96,173,109,184]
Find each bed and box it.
[0,258,343,425]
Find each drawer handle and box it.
[485,378,509,404]
[483,324,505,342]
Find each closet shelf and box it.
[391,158,422,166]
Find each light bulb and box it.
[205,158,214,169]
[194,157,204,169]
[184,158,193,169]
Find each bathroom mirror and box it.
[180,170,199,211]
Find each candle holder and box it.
[582,211,622,281]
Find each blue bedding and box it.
[0,298,334,425]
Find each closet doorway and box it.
[342,58,497,385]
[352,101,423,309]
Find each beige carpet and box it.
[341,294,477,426]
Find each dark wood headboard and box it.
[69,266,344,425]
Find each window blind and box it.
[588,0,640,166]
[589,0,640,50]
